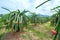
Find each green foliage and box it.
[1,7,29,32]
[1,7,50,33]
[50,6,60,27]
[0,16,7,29]
[51,8,60,40]
[27,12,50,25]
[51,6,60,10]
[1,7,11,12]
[29,12,40,25]
[50,13,58,26]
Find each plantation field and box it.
[0,0,60,40]
[0,22,54,40]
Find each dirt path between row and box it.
[1,22,53,40]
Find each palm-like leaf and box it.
[51,6,60,10]
[36,0,50,9]
[1,7,11,12]
[20,10,29,15]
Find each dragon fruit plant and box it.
[51,6,60,40]
[2,7,29,32]
[29,12,40,26]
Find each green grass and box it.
[26,22,53,40]
[0,22,5,29]
[27,28,51,40]
[0,29,10,40]
[0,22,54,40]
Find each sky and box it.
[0,0,60,16]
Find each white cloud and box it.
[0,0,60,15]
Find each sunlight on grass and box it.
[0,29,10,40]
